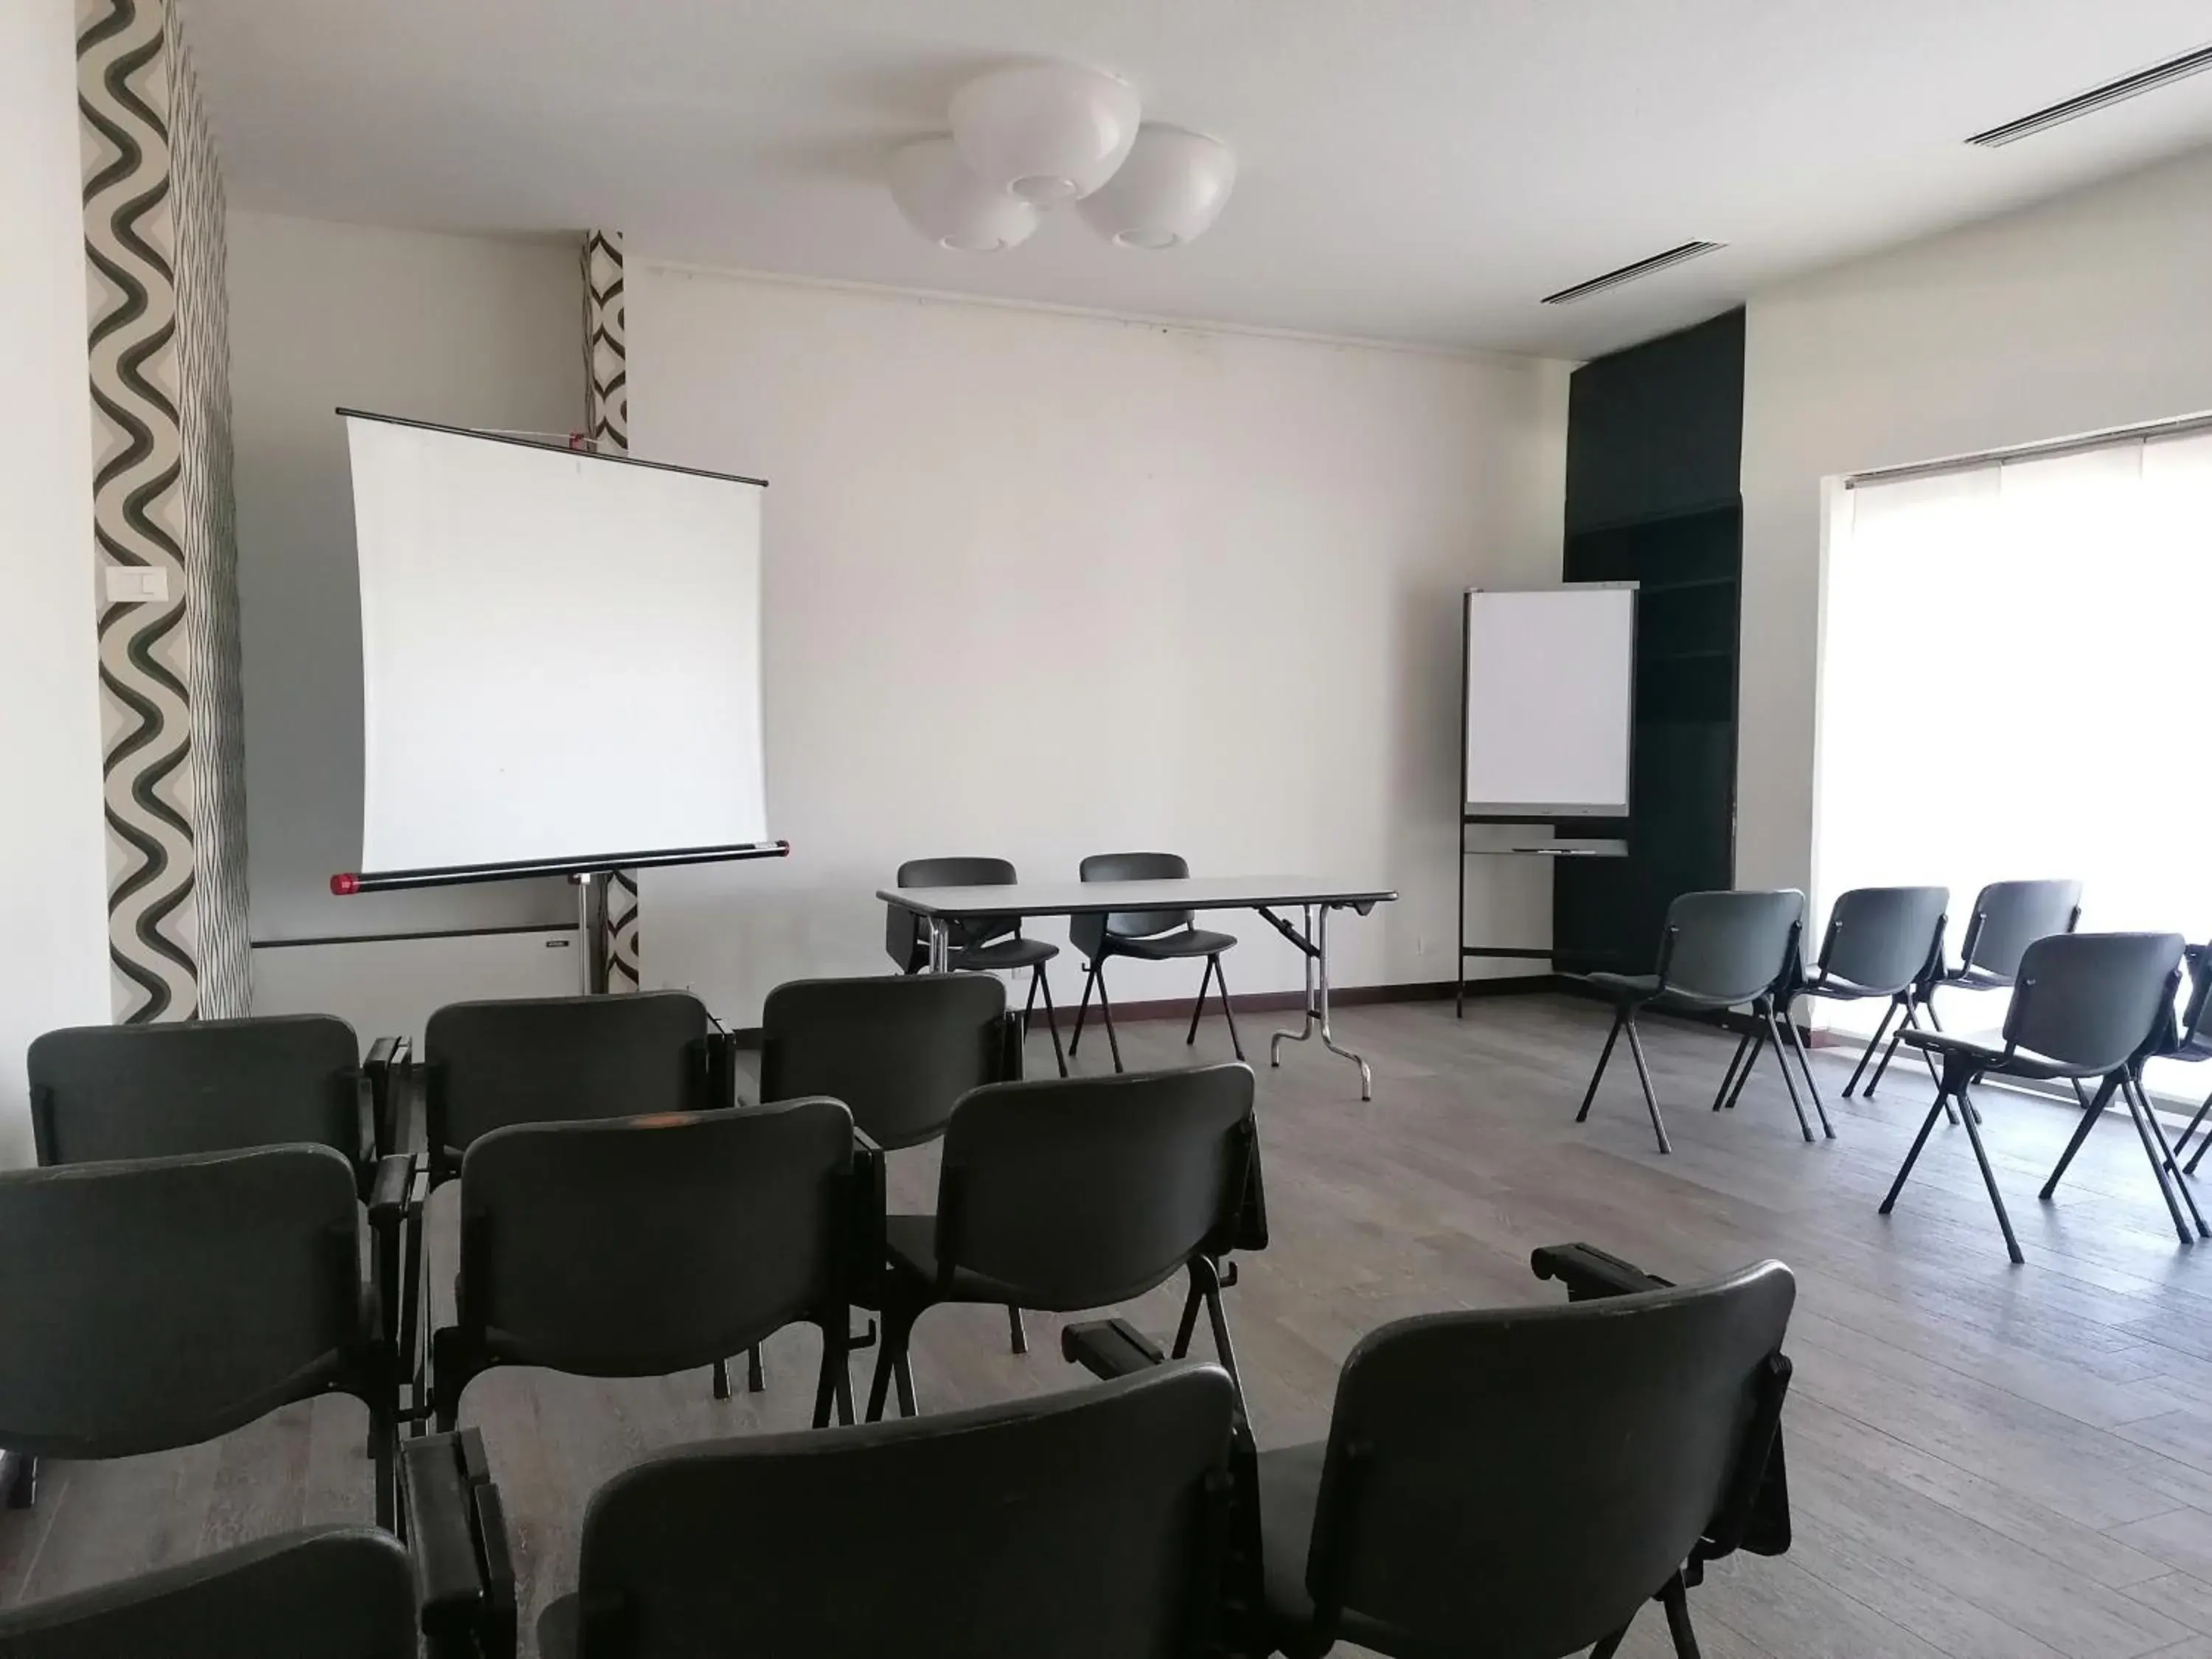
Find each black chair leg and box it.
[1171,1273,1203,1358]
[1095,962,1124,1073]
[1766,1004,1826,1141]
[747,1343,765,1392]
[1955,1078,2025,1264]
[712,1359,731,1401]
[1006,1305,1029,1355]
[2140,1077,2211,1238]
[2041,1073,2118,1200]
[1843,998,1899,1098]
[1660,1573,1703,1659]
[1575,1009,1625,1123]
[1032,964,1067,1077]
[1711,1027,1754,1111]
[866,1306,922,1422]
[2126,1073,2205,1243]
[1211,953,1245,1062]
[1778,1006,1833,1138]
[1588,1624,1633,1659]
[1192,1256,1245,1401]
[1624,1015,1670,1155]
[2176,1086,2212,1169]
[1719,1023,1766,1113]
[1186,956,1214,1045]
[810,1315,853,1429]
[1070,960,1096,1056]
[5,1455,37,1510]
[1758,1003,1814,1142]
[372,1407,397,1537]
[1879,1095,1949,1217]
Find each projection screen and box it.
[344,411,768,879]
[1462,584,1637,818]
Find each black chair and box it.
[2155,944,2212,1176]
[1863,877,2081,1099]
[414,992,733,1402]
[406,1362,1239,1659]
[27,1013,407,1179]
[0,1146,401,1530]
[1070,852,1242,1073]
[429,1100,869,1434]
[0,1525,415,1659]
[887,855,1065,1076]
[758,973,1026,1368]
[1791,886,1950,1102]
[1254,1260,1797,1659]
[21,1015,415,1500]
[1882,931,2194,1263]
[866,1062,1259,1422]
[422,992,730,1185]
[1574,889,1824,1152]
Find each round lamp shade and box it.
[889,136,1041,252]
[949,62,1141,204]
[1076,124,1236,249]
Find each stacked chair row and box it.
[0,1243,1798,1659]
[0,975,1264,1571]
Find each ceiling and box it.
[184,0,2212,359]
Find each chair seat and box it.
[1801,973,1898,1001]
[1581,971,1660,1003]
[1256,1441,1388,1659]
[883,1214,1026,1307]
[949,936,1057,972]
[1105,928,1237,961]
[1902,1026,2079,1080]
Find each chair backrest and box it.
[425,991,713,1164]
[1813,886,1948,996]
[2004,932,2185,1074]
[456,1099,855,1380]
[938,1063,1254,1310]
[1654,890,1804,1006]
[759,973,1012,1150]
[1958,879,2083,983]
[885,856,1020,971]
[0,1145,366,1458]
[1074,851,1194,956]
[572,1363,1237,1659]
[1300,1262,1795,1659]
[27,1014,362,1171]
[0,1525,415,1659]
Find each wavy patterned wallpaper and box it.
[77,0,247,1021]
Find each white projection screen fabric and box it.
[345,415,768,874]
[1462,585,1636,816]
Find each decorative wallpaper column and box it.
[583,230,641,991]
[77,0,248,1022]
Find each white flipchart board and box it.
[1461,585,1637,818]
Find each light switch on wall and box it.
[103,564,170,604]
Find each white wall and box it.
[228,211,585,942]
[0,1,109,1163]
[1741,144,2212,901]
[628,266,1571,1025]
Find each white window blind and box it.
[1816,431,2212,1078]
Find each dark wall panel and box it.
[1564,309,1746,534]
[1553,307,1745,973]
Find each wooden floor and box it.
[10,992,2212,1657]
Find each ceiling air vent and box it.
[1540,241,1724,306]
[1967,43,2212,147]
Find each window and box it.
[1815,429,2212,1081]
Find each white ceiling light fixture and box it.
[950,62,1141,205]
[1077,124,1237,250]
[888,136,1041,252]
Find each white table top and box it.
[877,874,1398,919]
